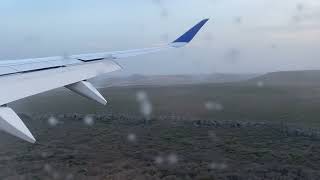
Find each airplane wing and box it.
[0,19,209,143]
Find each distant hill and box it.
[248,70,320,86]
[90,73,259,88]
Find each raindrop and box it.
[296,3,304,11]
[257,81,264,88]
[219,163,228,169]
[208,131,219,141]
[44,164,52,173]
[292,15,302,23]
[65,173,74,180]
[224,48,241,64]
[127,133,137,142]
[152,0,161,4]
[141,102,152,118]
[155,156,164,165]
[41,152,48,158]
[136,91,153,121]
[161,33,169,42]
[83,115,94,126]
[23,35,40,43]
[203,32,214,42]
[209,162,218,169]
[52,172,60,179]
[136,91,147,102]
[167,153,178,165]
[234,16,242,24]
[205,101,224,111]
[209,162,228,170]
[152,0,169,19]
[96,68,106,75]
[48,116,59,126]
[160,9,169,18]
[62,52,70,60]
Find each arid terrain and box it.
[1,114,320,180]
[2,71,320,179]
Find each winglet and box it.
[172,18,209,46]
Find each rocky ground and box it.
[0,113,320,180]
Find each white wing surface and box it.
[0,19,209,143]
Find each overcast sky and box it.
[0,0,320,75]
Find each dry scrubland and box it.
[12,83,320,128]
[2,81,320,179]
[1,114,320,180]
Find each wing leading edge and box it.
[0,19,209,143]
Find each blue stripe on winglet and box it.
[173,18,209,43]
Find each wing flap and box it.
[0,66,18,75]
[0,57,82,75]
[0,60,121,105]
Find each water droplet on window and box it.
[48,116,59,127]
[44,164,52,173]
[257,81,264,88]
[127,133,137,142]
[136,91,153,120]
[155,156,164,165]
[205,101,224,111]
[167,153,178,165]
[83,115,94,126]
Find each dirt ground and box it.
[0,113,320,180]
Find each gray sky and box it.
[0,0,320,75]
